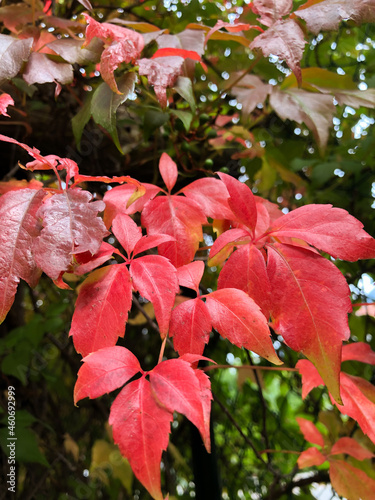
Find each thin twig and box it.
[203,364,297,372]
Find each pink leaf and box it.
[109,376,173,500]
[341,342,375,365]
[205,20,263,45]
[232,74,272,118]
[250,19,306,84]
[0,35,33,81]
[218,172,257,233]
[270,88,335,149]
[112,213,142,257]
[176,261,205,294]
[218,245,271,318]
[0,93,14,117]
[83,13,145,49]
[74,346,142,403]
[267,204,375,261]
[330,437,374,461]
[33,189,108,280]
[205,288,281,365]
[169,298,212,356]
[159,152,178,193]
[296,417,325,447]
[130,255,179,336]
[137,56,184,107]
[150,358,212,451]
[267,243,351,403]
[297,448,326,468]
[253,0,293,27]
[69,264,132,357]
[23,52,73,96]
[0,189,45,323]
[296,0,375,35]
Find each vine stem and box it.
[158,336,168,364]
[202,364,297,373]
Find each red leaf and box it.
[132,234,175,257]
[137,56,184,107]
[0,179,43,194]
[218,173,257,233]
[23,52,73,96]
[267,204,375,261]
[253,0,293,27]
[169,298,212,356]
[109,376,173,500]
[83,13,144,49]
[74,242,118,275]
[250,19,306,84]
[176,261,205,294]
[329,437,374,461]
[296,359,324,400]
[112,213,142,257]
[0,93,14,117]
[159,153,178,193]
[181,177,234,220]
[205,20,263,45]
[130,255,179,336]
[267,243,351,403]
[335,373,375,444]
[296,417,324,447]
[329,460,375,500]
[103,183,160,228]
[218,245,271,318]
[297,447,326,468]
[74,346,142,404]
[205,288,281,365]
[296,0,375,35]
[341,342,375,365]
[209,228,252,267]
[69,264,132,356]
[33,189,108,280]
[0,189,45,323]
[142,195,207,267]
[150,358,212,451]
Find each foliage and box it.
[0,1,375,499]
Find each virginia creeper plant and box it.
[1,1,375,499]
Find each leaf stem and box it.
[158,335,167,364]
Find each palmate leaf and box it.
[0,189,46,323]
[252,0,293,27]
[69,264,133,356]
[267,243,351,403]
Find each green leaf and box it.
[72,94,93,149]
[143,109,169,140]
[173,76,196,113]
[0,426,49,466]
[91,72,137,153]
[170,109,193,132]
